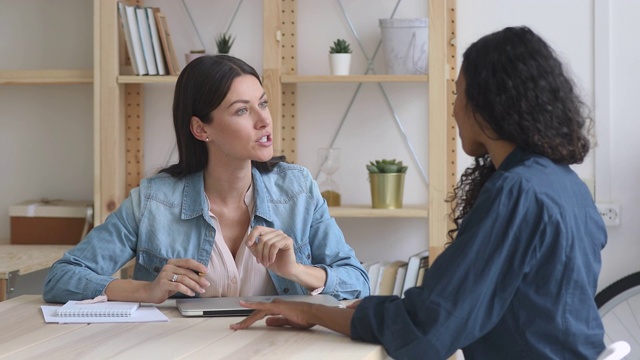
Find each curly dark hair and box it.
[447,26,593,242]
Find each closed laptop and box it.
[176,294,344,317]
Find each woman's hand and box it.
[245,226,298,278]
[346,299,362,309]
[230,299,355,337]
[143,258,210,303]
[230,299,317,330]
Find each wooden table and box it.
[0,244,72,301]
[0,295,388,359]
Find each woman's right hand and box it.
[144,258,210,303]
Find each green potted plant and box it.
[215,32,235,54]
[329,38,352,75]
[367,159,408,209]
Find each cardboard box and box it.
[9,200,93,245]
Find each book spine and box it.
[117,2,139,75]
[155,12,179,75]
[146,7,166,75]
[124,5,148,75]
[402,250,429,295]
[135,7,158,75]
[393,264,407,297]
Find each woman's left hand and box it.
[230,299,316,330]
[245,226,298,277]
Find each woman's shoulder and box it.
[141,171,183,187]
[255,163,315,194]
[136,172,196,200]
[261,162,313,179]
[492,153,590,207]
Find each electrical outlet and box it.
[595,203,620,226]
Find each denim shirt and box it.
[44,163,370,303]
[351,147,606,359]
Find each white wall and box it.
[600,0,640,289]
[2,0,637,292]
[0,0,93,241]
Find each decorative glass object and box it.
[317,148,341,206]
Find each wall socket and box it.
[595,203,621,226]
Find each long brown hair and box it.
[160,55,284,177]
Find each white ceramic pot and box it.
[185,52,206,64]
[329,53,351,76]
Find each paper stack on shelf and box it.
[117,2,177,76]
[120,3,147,75]
[402,250,429,297]
[146,7,166,75]
[135,6,158,75]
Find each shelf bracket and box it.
[5,270,18,297]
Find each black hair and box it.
[447,26,593,242]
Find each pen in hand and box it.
[192,269,205,277]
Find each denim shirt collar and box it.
[180,169,274,224]
[251,166,274,224]
[497,146,528,172]
[181,171,207,220]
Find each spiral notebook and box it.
[56,300,140,317]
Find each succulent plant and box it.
[329,38,352,54]
[367,159,408,174]
[215,32,235,54]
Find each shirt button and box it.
[230,277,237,284]
[283,287,290,294]
[153,266,160,273]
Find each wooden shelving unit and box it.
[329,206,428,219]
[117,75,177,84]
[281,74,429,83]
[0,70,92,85]
[263,0,458,263]
[94,0,457,263]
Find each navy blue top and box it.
[351,147,606,359]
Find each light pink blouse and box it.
[202,183,277,297]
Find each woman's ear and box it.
[189,116,209,142]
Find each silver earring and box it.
[205,137,209,142]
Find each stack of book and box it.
[117,2,179,76]
[363,249,429,297]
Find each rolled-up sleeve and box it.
[43,186,144,303]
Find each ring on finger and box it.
[171,274,178,282]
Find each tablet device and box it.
[176,294,344,317]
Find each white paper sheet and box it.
[41,304,169,324]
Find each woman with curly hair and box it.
[231,26,606,359]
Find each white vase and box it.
[379,18,429,75]
[185,52,206,64]
[329,53,351,76]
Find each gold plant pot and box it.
[369,173,405,209]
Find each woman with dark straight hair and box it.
[231,27,607,360]
[44,55,370,304]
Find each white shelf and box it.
[329,206,428,218]
[0,70,92,85]
[281,74,429,83]
[117,75,178,84]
